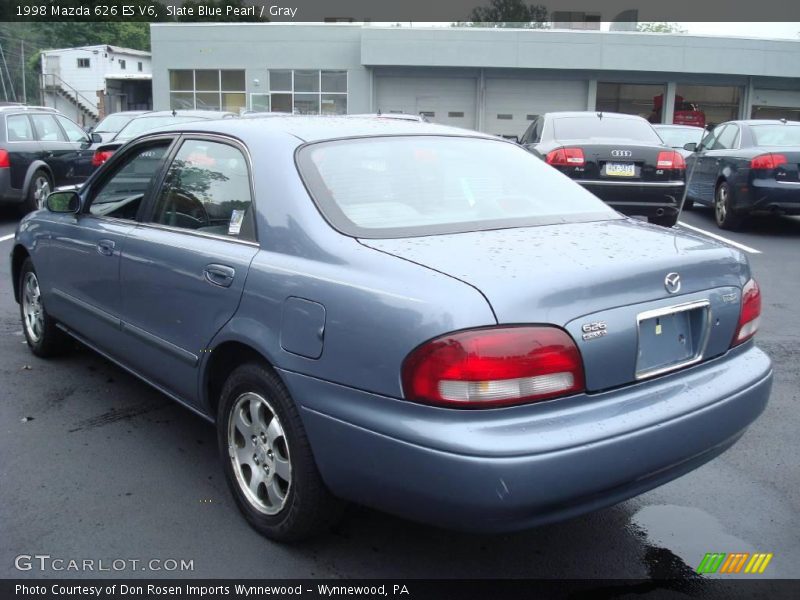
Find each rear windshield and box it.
[297,136,619,239]
[116,116,205,141]
[656,127,704,148]
[554,116,662,143]
[750,124,800,147]
[94,113,134,133]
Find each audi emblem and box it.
[611,150,633,157]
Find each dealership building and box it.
[150,24,800,137]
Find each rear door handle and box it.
[203,264,235,288]
[96,239,115,256]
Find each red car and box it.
[652,94,706,128]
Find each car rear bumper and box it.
[740,180,800,215]
[577,180,685,217]
[0,169,22,204]
[281,343,771,532]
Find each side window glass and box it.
[6,115,33,141]
[151,139,255,242]
[533,118,543,143]
[30,114,66,142]
[715,125,738,150]
[56,115,88,143]
[89,143,170,220]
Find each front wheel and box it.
[714,181,744,230]
[648,213,679,228]
[217,363,343,542]
[19,258,71,357]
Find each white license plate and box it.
[605,163,635,177]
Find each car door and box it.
[28,113,77,187]
[117,136,260,405]
[687,124,731,204]
[41,138,175,354]
[54,114,95,181]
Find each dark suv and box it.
[0,106,97,214]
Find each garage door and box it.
[484,78,587,138]
[751,89,800,121]
[375,76,477,129]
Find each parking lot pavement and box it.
[0,206,798,584]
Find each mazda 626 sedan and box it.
[11,117,772,541]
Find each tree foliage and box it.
[636,22,687,34]
[457,0,549,29]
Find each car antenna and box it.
[780,118,787,124]
[597,111,603,120]
[172,109,176,117]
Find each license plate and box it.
[605,162,635,177]
[635,301,710,379]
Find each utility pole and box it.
[21,40,26,104]
[0,43,7,102]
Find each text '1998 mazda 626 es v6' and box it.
[11,116,772,541]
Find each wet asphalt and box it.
[0,206,798,587]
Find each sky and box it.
[659,22,800,40]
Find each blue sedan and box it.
[10,116,772,541]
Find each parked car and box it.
[520,112,688,227]
[0,105,100,213]
[651,94,706,128]
[89,110,150,142]
[91,110,237,167]
[685,119,800,229]
[653,124,705,155]
[12,117,771,541]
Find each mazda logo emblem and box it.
[611,150,632,157]
[664,272,681,294]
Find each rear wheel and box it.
[648,213,678,228]
[22,170,52,215]
[217,362,343,542]
[19,258,71,357]
[714,181,744,230]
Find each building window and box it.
[265,69,347,115]
[168,69,246,112]
[119,59,126,70]
[596,82,667,123]
[138,62,143,72]
[674,84,741,128]
[77,58,90,69]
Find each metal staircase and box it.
[41,73,98,121]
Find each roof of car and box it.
[653,124,704,129]
[736,119,800,126]
[131,110,237,119]
[545,111,646,120]
[152,115,496,143]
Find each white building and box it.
[40,45,153,126]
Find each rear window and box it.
[750,124,800,147]
[116,116,206,141]
[297,136,619,239]
[95,113,135,133]
[656,127,703,148]
[554,116,662,143]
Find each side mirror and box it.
[683,142,697,152]
[46,190,80,214]
[90,132,102,143]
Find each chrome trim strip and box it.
[51,288,121,328]
[635,299,712,381]
[132,221,260,247]
[121,321,199,367]
[775,180,800,186]
[576,180,686,187]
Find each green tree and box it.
[456,0,549,28]
[637,22,687,34]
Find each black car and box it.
[0,106,99,213]
[520,112,687,227]
[684,119,800,230]
[89,110,150,143]
[92,110,238,167]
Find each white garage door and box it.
[484,78,588,138]
[375,76,477,129]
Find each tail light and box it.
[656,150,686,170]
[750,153,787,170]
[401,326,585,408]
[546,147,585,167]
[0,149,9,168]
[732,279,761,346]
[92,150,114,167]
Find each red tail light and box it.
[92,150,114,167]
[732,279,761,346]
[750,153,787,170]
[546,147,585,167]
[0,149,9,168]
[656,150,686,170]
[401,326,585,408]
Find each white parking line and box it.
[0,233,14,243]
[677,222,762,255]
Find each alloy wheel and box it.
[22,271,44,343]
[33,177,51,210]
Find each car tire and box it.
[217,362,344,542]
[714,181,744,230]
[19,258,72,358]
[647,213,678,228]
[22,170,52,215]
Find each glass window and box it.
[269,70,292,91]
[597,82,667,122]
[750,124,800,146]
[297,136,618,239]
[170,93,194,110]
[115,115,208,142]
[271,93,292,113]
[30,114,66,142]
[152,139,255,241]
[89,143,170,220]
[222,93,246,113]
[321,70,347,93]
[250,94,270,112]
[700,125,725,151]
[195,92,221,111]
[169,70,194,91]
[321,94,347,115]
[675,84,741,128]
[714,125,738,150]
[221,70,245,91]
[195,70,219,91]
[294,70,319,93]
[552,115,662,142]
[56,116,88,143]
[294,94,319,115]
[6,115,33,141]
[654,126,704,149]
[119,60,126,70]
[77,58,90,68]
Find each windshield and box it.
[656,126,704,148]
[95,113,136,133]
[297,136,619,239]
[554,116,662,143]
[750,124,800,147]
[116,116,206,141]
